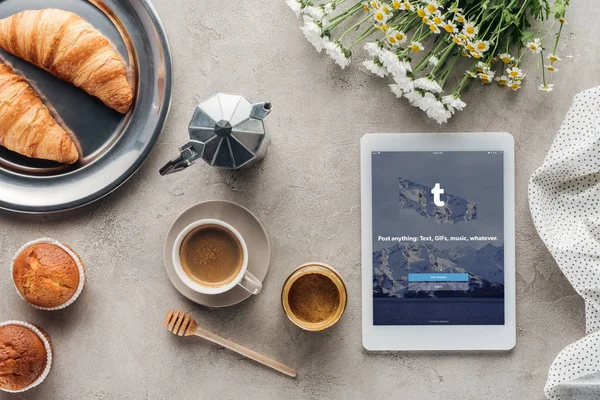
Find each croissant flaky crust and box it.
[0,9,133,114]
[0,63,78,164]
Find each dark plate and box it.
[0,0,172,213]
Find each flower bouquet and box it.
[287,0,570,123]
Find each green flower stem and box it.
[552,21,564,55]
[540,49,547,85]
[338,13,372,41]
[348,24,377,48]
[431,43,456,76]
[438,52,461,87]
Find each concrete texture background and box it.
[0,0,598,398]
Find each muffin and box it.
[12,238,85,310]
[0,321,52,393]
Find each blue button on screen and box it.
[408,273,470,282]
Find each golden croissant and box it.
[0,9,133,114]
[0,63,78,164]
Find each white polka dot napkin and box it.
[529,87,600,399]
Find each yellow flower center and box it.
[466,44,475,52]
[430,24,439,32]
[395,33,403,40]
[375,12,384,20]
[371,1,379,7]
[498,79,507,86]
[411,44,420,52]
[501,57,511,63]
[466,26,475,35]
[529,44,538,50]
[433,16,442,24]
[393,1,400,8]
[445,24,454,33]
[453,36,461,44]
[511,83,520,90]
[381,24,389,31]
[547,66,555,71]
[382,6,390,12]
[477,43,487,50]
[427,4,437,13]
[549,56,558,62]
[363,4,370,11]
[509,71,519,77]
[457,15,465,23]
[472,53,481,59]
[417,8,426,17]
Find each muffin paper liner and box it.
[11,238,86,311]
[0,320,52,393]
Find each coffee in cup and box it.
[180,224,243,288]
[172,219,262,295]
[281,263,347,331]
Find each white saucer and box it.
[163,200,270,307]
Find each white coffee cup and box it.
[172,219,262,295]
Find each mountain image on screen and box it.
[399,178,477,225]
[372,243,504,298]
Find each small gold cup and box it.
[281,262,347,331]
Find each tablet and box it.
[361,133,515,351]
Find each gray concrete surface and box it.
[1,0,598,398]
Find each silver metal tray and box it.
[0,0,172,213]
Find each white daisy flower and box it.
[429,55,439,66]
[526,38,543,54]
[363,58,388,77]
[477,70,495,84]
[475,61,489,73]
[410,41,424,52]
[425,1,440,15]
[414,77,443,93]
[387,30,408,46]
[454,13,466,24]
[325,41,351,69]
[545,64,559,72]
[547,54,561,63]
[506,67,525,80]
[286,0,304,17]
[473,40,490,53]
[443,21,458,33]
[373,6,391,23]
[508,79,522,91]
[364,42,384,57]
[495,75,508,86]
[393,0,413,10]
[429,23,441,34]
[498,53,513,64]
[323,3,334,14]
[462,22,478,39]
[538,83,554,92]
[442,95,466,114]
[300,16,329,52]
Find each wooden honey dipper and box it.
[164,310,296,378]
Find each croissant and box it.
[0,63,78,164]
[0,9,133,113]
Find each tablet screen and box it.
[372,151,504,326]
